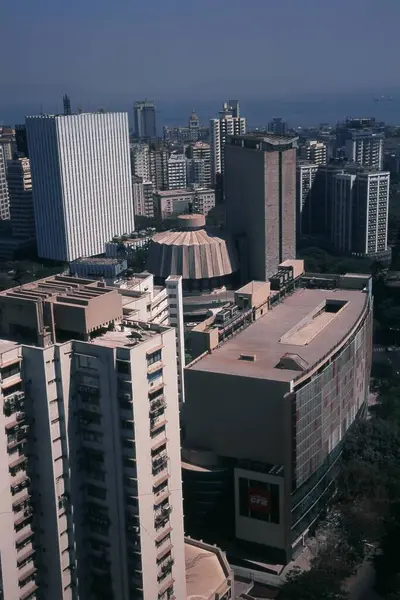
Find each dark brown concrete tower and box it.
[224,134,298,282]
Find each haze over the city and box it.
[2,0,400,124]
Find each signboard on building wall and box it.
[239,477,279,523]
[248,487,271,514]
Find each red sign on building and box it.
[248,487,271,514]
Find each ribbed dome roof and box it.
[146,216,238,280]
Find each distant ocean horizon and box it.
[2,91,400,130]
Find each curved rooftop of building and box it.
[187,286,370,383]
[146,214,238,281]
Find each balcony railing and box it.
[154,506,172,528]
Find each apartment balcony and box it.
[152,454,168,476]
[158,575,175,599]
[4,391,25,417]
[16,525,35,551]
[154,505,172,529]
[150,417,167,439]
[12,491,31,513]
[157,558,174,582]
[17,545,35,568]
[149,397,166,415]
[19,581,38,600]
[14,507,33,532]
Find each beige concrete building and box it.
[0,275,186,600]
[183,270,373,563]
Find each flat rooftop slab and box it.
[185,541,228,600]
[188,287,368,382]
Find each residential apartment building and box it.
[183,267,373,564]
[132,176,154,219]
[299,140,327,165]
[131,144,151,181]
[0,275,186,600]
[26,112,134,262]
[336,119,383,170]
[296,162,319,237]
[133,100,156,140]
[186,142,211,187]
[0,146,10,220]
[7,157,35,240]
[153,188,215,220]
[167,154,187,190]
[210,102,246,184]
[332,169,390,259]
[149,144,169,191]
[0,138,13,164]
[224,133,297,282]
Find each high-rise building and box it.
[0,138,13,164]
[166,275,186,404]
[63,94,72,116]
[149,143,169,191]
[0,274,186,600]
[332,169,390,259]
[130,143,150,180]
[299,140,327,165]
[296,162,319,237]
[183,268,373,564]
[134,100,157,140]
[7,157,35,240]
[26,112,134,262]
[167,154,187,190]
[132,176,154,218]
[186,142,211,187]
[268,117,288,136]
[224,133,298,282]
[336,118,383,170]
[15,125,29,158]
[0,146,10,220]
[210,102,246,184]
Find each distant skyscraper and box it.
[225,134,298,281]
[26,112,134,261]
[163,111,208,143]
[134,99,157,139]
[0,146,10,220]
[332,168,390,259]
[63,94,72,115]
[7,157,35,239]
[15,124,29,157]
[268,117,288,136]
[0,138,13,164]
[210,102,246,184]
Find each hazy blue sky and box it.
[2,0,400,122]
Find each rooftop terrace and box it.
[188,286,369,383]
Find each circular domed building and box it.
[146,214,238,292]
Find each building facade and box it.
[186,142,211,187]
[210,103,246,184]
[7,157,35,240]
[130,144,151,181]
[225,134,297,282]
[167,154,187,190]
[132,176,154,219]
[267,117,288,136]
[153,188,215,220]
[296,162,319,237]
[336,119,383,170]
[149,144,169,191]
[0,146,10,220]
[332,169,390,259]
[299,140,327,165]
[0,275,186,600]
[183,270,373,564]
[26,112,134,262]
[133,100,157,140]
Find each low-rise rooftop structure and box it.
[185,537,233,600]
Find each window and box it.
[147,349,162,367]
[121,419,134,431]
[117,360,131,375]
[87,484,107,501]
[148,369,163,384]
[151,424,166,439]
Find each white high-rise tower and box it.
[210,102,246,184]
[26,112,134,262]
